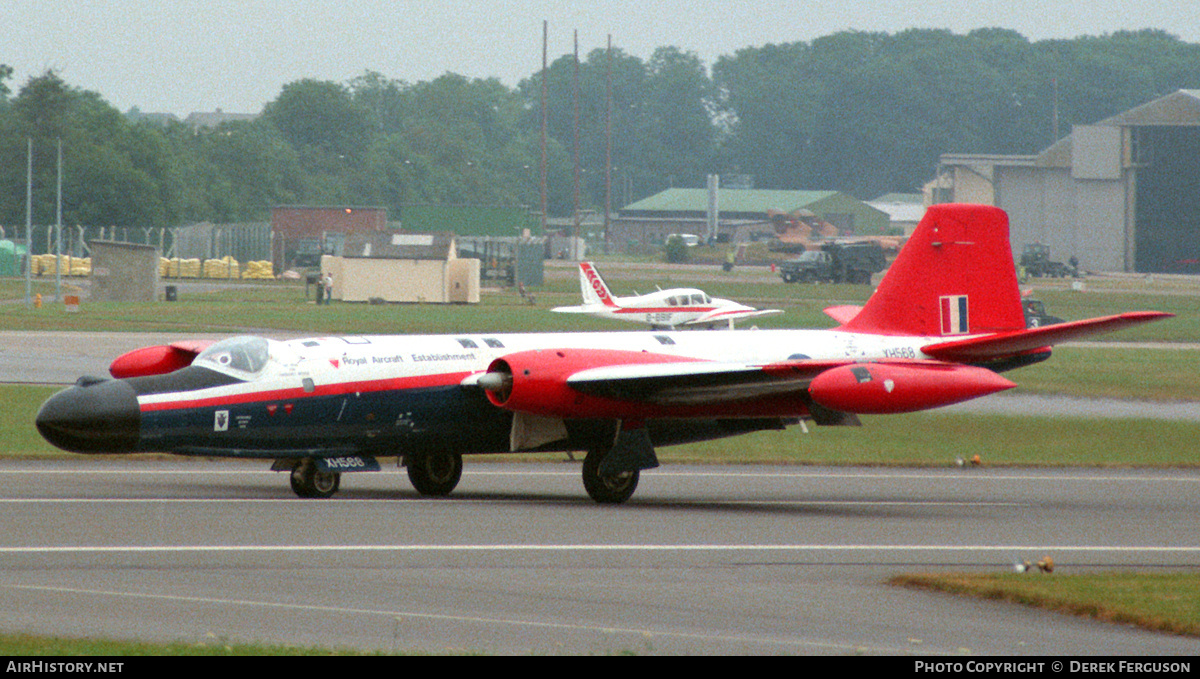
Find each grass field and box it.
[892,572,1200,638]
[660,412,1200,467]
[1,267,1197,339]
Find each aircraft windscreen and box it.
[194,336,271,378]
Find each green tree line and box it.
[2,28,1199,231]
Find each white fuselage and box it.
[236,328,932,392]
[554,289,767,329]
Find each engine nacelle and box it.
[807,362,1015,414]
[479,348,699,419]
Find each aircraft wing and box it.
[565,358,845,405]
[470,348,1014,420]
[567,357,1015,415]
[551,304,604,314]
[682,308,784,326]
[921,311,1173,362]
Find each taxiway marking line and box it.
[0,582,903,654]
[0,498,1020,508]
[2,544,1198,554]
[0,468,1197,484]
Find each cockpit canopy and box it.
[193,336,273,379]
[666,291,712,306]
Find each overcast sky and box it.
[5,0,1196,117]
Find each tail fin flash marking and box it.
[940,295,970,335]
[579,262,618,308]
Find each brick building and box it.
[271,205,389,271]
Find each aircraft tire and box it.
[289,460,340,499]
[406,451,463,496]
[582,448,639,504]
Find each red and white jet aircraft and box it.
[36,204,1170,503]
[552,261,783,329]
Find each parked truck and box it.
[1019,243,1077,278]
[779,241,887,284]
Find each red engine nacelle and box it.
[479,348,701,419]
[807,362,1014,414]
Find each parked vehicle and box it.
[1020,243,1077,278]
[779,241,886,284]
[1022,297,1064,327]
[667,233,700,247]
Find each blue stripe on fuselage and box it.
[138,383,512,458]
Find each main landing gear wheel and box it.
[582,448,639,504]
[406,450,463,496]
[290,460,340,498]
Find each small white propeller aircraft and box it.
[552,261,783,329]
[36,204,1171,504]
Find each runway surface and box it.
[0,330,291,384]
[1,459,1198,655]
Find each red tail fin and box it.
[842,204,1025,337]
[579,262,618,308]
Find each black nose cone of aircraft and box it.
[35,377,140,454]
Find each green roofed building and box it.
[610,188,888,252]
[399,205,541,238]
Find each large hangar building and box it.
[933,89,1200,273]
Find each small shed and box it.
[89,241,160,302]
[322,232,480,304]
[0,240,27,276]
